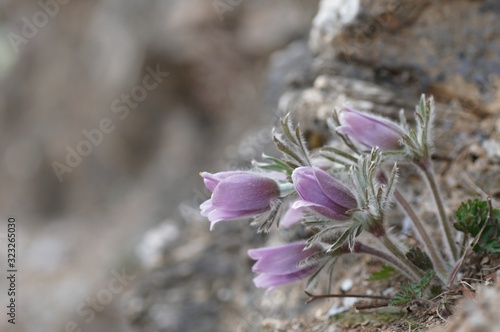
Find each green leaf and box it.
[253,154,295,173]
[391,271,436,306]
[366,265,398,281]
[271,115,312,167]
[454,199,489,236]
[281,115,298,145]
[326,226,356,253]
[406,247,433,271]
[273,135,305,165]
[323,220,365,254]
[454,199,500,254]
[321,146,358,162]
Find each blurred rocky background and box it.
[0,0,499,331]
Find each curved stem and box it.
[350,241,420,281]
[378,233,424,280]
[416,159,458,261]
[394,190,448,283]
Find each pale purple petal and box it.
[291,167,356,221]
[248,241,321,290]
[207,209,264,230]
[201,171,247,192]
[252,264,319,289]
[338,107,404,151]
[248,241,314,275]
[207,208,261,223]
[201,196,268,229]
[199,171,281,229]
[211,174,278,212]
[313,168,357,209]
[293,200,349,220]
[280,203,304,228]
[292,167,334,208]
[292,199,324,209]
[200,199,215,216]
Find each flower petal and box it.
[248,241,314,275]
[252,265,319,289]
[338,107,404,151]
[211,174,278,212]
[280,203,304,228]
[201,171,247,192]
[313,168,357,209]
[292,167,334,208]
[200,199,215,216]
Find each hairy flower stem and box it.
[393,190,448,283]
[378,171,448,282]
[416,159,458,262]
[378,232,425,281]
[350,241,420,281]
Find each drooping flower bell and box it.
[200,171,280,230]
[337,106,405,151]
[292,167,357,221]
[248,241,320,289]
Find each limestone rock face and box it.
[309,0,500,113]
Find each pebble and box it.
[382,287,395,297]
[340,279,353,292]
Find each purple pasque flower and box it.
[279,200,305,228]
[248,241,320,289]
[200,171,280,230]
[337,106,405,151]
[292,167,356,221]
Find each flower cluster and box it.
[199,95,461,294]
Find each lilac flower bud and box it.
[337,106,405,151]
[292,167,356,221]
[200,171,280,229]
[248,241,320,289]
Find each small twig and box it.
[304,291,390,304]
[435,305,448,323]
[480,264,500,271]
[460,277,484,282]
[414,297,436,307]
[354,302,390,310]
[458,280,476,292]
[462,173,490,200]
[447,247,469,288]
